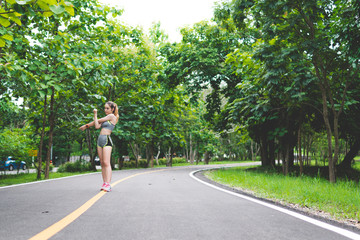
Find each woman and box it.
[79,101,119,192]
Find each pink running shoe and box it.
[102,183,112,192]
[100,182,107,191]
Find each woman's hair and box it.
[106,101,119,123]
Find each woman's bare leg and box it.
[97,146,106,183]
[101,146,112,183]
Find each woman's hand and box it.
[79,125,87,131]
[93,109,97,114]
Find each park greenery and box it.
[0,0,359,186]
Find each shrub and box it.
[41,162,54,171]
[121,157,187,169]
[122,160,148,168]
[172,157,186,164]
[57,161,93,173]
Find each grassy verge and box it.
[0,171,97,187]
[205,165,360,223]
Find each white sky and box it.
[98,0,218,42]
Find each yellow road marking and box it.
[29,169,167,240]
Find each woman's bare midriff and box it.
[100,129,112,135]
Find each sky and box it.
[98,0,219,42]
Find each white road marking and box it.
[190,168,360,240]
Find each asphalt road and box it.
[1,164,359,240]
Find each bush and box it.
[57,161,93,173]
[172,157,186,164]
[42,162,54,172]
[0,128,35,159]
[122,160,148,168]
[122,157,187,169]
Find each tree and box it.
[160,20,240,125]
[215,0,360,182]
[0,0,74,48]
[2,0,123,178]
[0,127,35,167]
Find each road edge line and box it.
[0,172,101,189]
[189,168,360,240]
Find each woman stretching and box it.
[79,101,119,192]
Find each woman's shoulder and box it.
[108,114,117,123]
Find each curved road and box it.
[1,164,359,240]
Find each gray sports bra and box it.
[101,121,115,131]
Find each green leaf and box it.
[39,90,46,98]
[37,1,50,11]
[0,38,5,47]
[2,34,13,41]
[0,17,11,27]
[43,11,53,17]
[10,16,22,26]
[41,0,57,5]
[269,38,277,45]
[65,6,74,16]
[15,0,29,4]
[7,0,16,4]
[50,5,65,15]
[54,84,63,91]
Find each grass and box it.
[353,161,360,171]
[0,171,97,187]
[205,165,360,223]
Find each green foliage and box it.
[0,98,25,128]
[207,0,360,175]
[0,127,35,161]
[57,161,93,173]
[0,0,74,47]
[42,162,54,172]
[122,157,187,169]
[1,0,358,180]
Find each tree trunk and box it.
[185,132,189,162]
[155,143,160,166]
[312,54,348,183]
[36,94,47,180]
[85,128,97,171]
[166,147,172,167]
[260,135,269,166]
[333,113,340,166]
[204,151,210,164]
[130,142,140,168]
[298,128,303,175]
[269,139,275,167]
[45,88,55,179]
[320,86,336,183]
[189,133,194,164]
[339,139,360,169]
[281,142,290,176]
[191,149,197,164]
[169,148,173,167]
[146,143,154,168]
[66,143,71,163]
[251,140,257,161]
